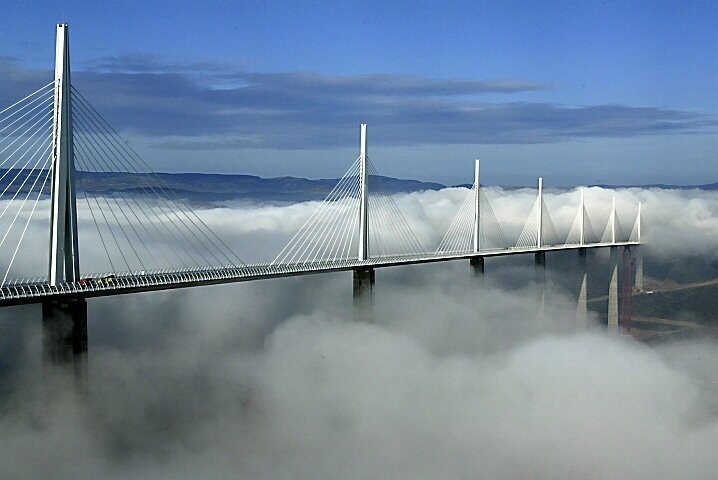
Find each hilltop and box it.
[0,169,716,203]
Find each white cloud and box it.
[0,187,716,478]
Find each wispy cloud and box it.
[0,57,53,98]
[86,53,243,75]
[1,56,715,151]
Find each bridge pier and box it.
[535,252,546,320]
[620,246,634,335]
[352,267,375,322]
[42,297,88,382]
[534,251,546,271]
[634,246,644,292]
[607,247,619,335]
[470,257,484,276]
[576,248,588,330]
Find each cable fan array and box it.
[562,194,639,246]
[0,83,55,284]
[565,200,596,245]
[515,194,561,248]
[600,203,627,244]
[435,184,507,253]
[437,184,641,254]
[0,85,247,286]
[272,156,362,265]
[0,80,644,288]
[70,87,245,275]
[272,156,424,265]
[365,160,424,257]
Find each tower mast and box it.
[49,23,80,285]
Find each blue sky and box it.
[1,0,716,185]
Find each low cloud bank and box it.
[200,185,718,263]
[0,186,716,478]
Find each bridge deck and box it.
[0,242,638,306]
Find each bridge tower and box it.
[634,201,644,292]
[49,24,80,286]
[611,196,617,244]
[607,248,619,334]
[43,24,87,375]
[607,196,620,334]
[534,178,546,320]
[577,248,588,329]
[358,123,369,262]
[576,189,588,329]
[353,123,374,322]
[534,177,546,269]
[469,159,484,275]
[620,246,634,335]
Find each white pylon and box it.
[611,196,616,244]
[537,177,543,248]
[358,123,369,261]
[577,272,588,329]
[473,159,480,253]
[608,261,619,334]
[49,24,80,286]
[579,188,585,246]
[635,248,644,292]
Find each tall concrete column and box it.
[537,177,543,248]
[358,123,369,261]
[472,159,481,253]
[535,251,546,268]
[611,196,617,244]
[469,160,484,276]
[535,252,546,277]
[620,246,634,335]
[634,246,644,292]
[579,188,586,246]
[535,251,546,321]
[607,248,619,334]
[576,248,588,330]
[354,123,372,322]
[633,201,643,292]
[42,298,88,383]
[352,267,375,322]
[50,24,80,286]
[44,25,87,376]
[470,257,484,276]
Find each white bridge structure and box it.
[0,25,641,366]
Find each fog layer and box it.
[0,186,716,479]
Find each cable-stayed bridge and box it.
[1,25,642,366]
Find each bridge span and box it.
[0,25,644,371]
[0,242,638,307]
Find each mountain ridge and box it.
[0,169,715,203]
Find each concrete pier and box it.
[634,246,643,292]
[42,297,88,382]
[470,257,484,276]
[352,268,375,322]
[620,246,634,335]
[535,252,546,321]
[607,248,619,334]
[534,251,546,270]
[576,248,588,330]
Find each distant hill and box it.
[72,171,446,203]
[0,169,715,203]
[593,183,718,191]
